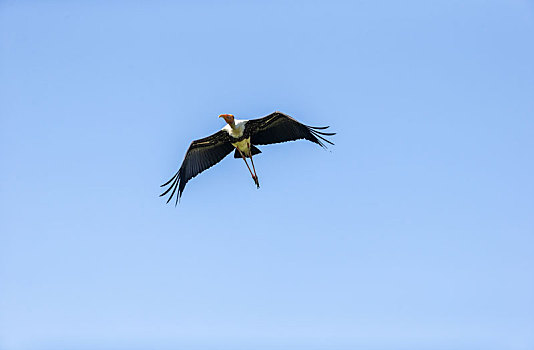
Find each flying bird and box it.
[160,111,335,204]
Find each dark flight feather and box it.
[243,112,335,148]
[160,130,233,205]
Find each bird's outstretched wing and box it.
[244,112,335,148]
[160,130,233,204]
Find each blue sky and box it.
[1,1,533,349]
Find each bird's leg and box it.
[249,155,259,188]
[237,148,257,185]
[248,142,260,188]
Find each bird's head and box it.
[219,114,235,127]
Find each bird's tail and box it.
[234,145,262,158]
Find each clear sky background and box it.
[1,1,533,350]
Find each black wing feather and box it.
[160,130,233,204]
[244,112,335,148]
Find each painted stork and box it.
[160,111,335,204]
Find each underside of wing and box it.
[160,130,233,204]
[245,112,335,147]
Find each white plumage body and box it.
[222,119,252,156]
[221,119,247,138]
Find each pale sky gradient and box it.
[1,1,533,350]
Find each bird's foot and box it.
[253,176,260,189]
